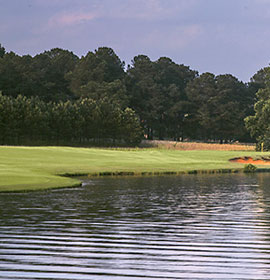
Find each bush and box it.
[256,136,270,151]
[243,164,257,173]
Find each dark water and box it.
[1,174,270,279]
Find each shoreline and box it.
[1,146,270,193]
[4,167,270,193]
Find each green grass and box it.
[0,146,270,192]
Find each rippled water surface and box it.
[1,174,270,279]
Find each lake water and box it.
[1,174,270,279]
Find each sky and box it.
[1,0,270,82]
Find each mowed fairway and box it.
[0,146,269,192]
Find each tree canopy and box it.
[186,73,253,142]
[245,67,270,150]
[0,43,266,146]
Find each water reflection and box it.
[1,174,270,279]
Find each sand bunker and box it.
[230,156,270,165]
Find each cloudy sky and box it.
[1,0,270,82]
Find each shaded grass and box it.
[0,146,269,192]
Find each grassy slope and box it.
[0,146,269,192]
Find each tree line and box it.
[245,67,270,150]
[0,43,267,146]
[0,94,142,146]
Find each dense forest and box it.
[0,43,268,146]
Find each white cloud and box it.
[48,11,97,28]
[41,0,198,32]
[115,0,197,20]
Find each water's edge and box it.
[3,166,270,193]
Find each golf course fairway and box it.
[0,146,269,192]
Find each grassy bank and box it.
[0,146,269,192]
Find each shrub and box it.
[243,164,257,173]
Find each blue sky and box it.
[1,0,270,82]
